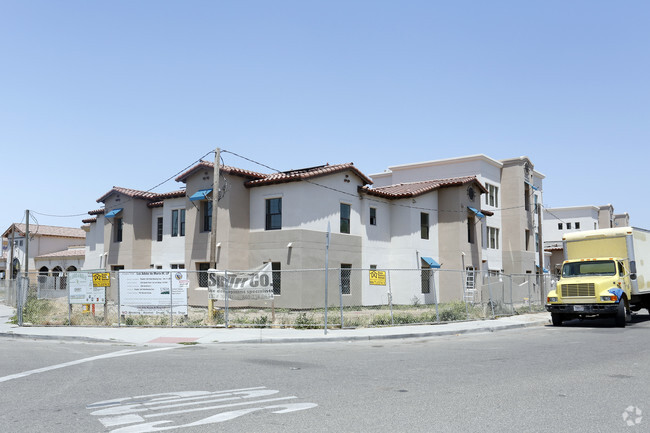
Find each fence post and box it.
[224,271,230,328]
[528,277,532,312]
[461,269,469,320]
[169,273,174,328]
[487,273,495,319]
[339,269,344,329]
[17,275,24,326]
[117,271,121,327]
[433,269,439,323]
[387,270,394,325]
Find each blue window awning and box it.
[421,257,441,268]
[468,207,485,219]
[189,188,213,201]
[525,180,539,191]
[105,208,123,218]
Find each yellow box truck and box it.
[546,227,650,327]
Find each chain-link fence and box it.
[2,268,551,329]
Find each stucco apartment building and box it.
[83,160,493,307]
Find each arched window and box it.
[52,266,64,290]
[39,266,49,275]
[66,266,77,272]
[12,258,20,279]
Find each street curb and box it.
[219,318,551,344]
[0,332,122,344]
[0,317,551,345]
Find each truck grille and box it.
[560,283,595,297]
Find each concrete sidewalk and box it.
[0,304,551,346]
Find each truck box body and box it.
[563,227,650,296]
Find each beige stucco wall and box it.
[500,159,536,275]
[103,194,153,270]
[437,185,484,302]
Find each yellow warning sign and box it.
[92,272,111,287]
[369,270,386,286]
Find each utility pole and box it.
[25,209,29,275]
[209,148,220,268]
[208,148,221,319]
[9,225,15,279]
[537,201,545,305]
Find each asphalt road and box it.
[1,314,650,433]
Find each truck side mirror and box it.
[630,273,637,280]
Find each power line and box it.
[222,149,539,216]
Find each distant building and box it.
[1,224,86,279]
[542,204,631,275]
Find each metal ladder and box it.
[464,268,477,303]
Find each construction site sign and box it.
[68,272,106,304]
[369,270,386,286]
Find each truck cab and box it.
[546,257,632,327]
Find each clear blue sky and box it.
[2,0,649,233]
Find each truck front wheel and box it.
[551,313,563,326]
[614,300,628,328]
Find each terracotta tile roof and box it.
[82,217,97,224]
[175,161,266,183]
[148,201,164,208]
[360,176,488,199]
[35,247,86,259]
[2,224,86,239]
[96,187,186,204]
[245,163,373,188]
[97,186,159,203]
[88,209,105,215]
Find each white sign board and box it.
[68,272,106,304]
[119,270,188,315]
[208,263,274,301]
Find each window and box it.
[115,217,123,242]
[421,263,432,294]
[524,183,531,211]
[340,264,352,295]
[575,222,581,229]
[421,212,429,240]
[567,222,572,230]
[467,215,475,243]
[171,264,185,269]
[202,201,212,232]
[172,209,186,237]
[525,229,530,250]
[272,262,281,295]
[265,198,282,230]
[558,223,563,230]
[157,217,163,242]
[369,207,377,226]
[198,262,210,287]
[340,203,351,234]
[488,227,499,249]
[485,183,498,207]
[112,265,124,271]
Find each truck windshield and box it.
[562,260,617,278]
